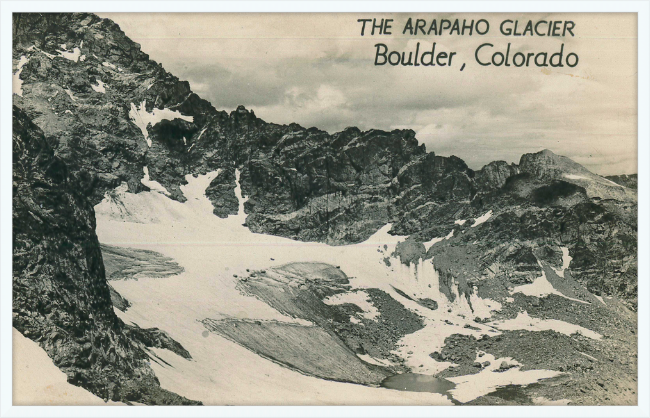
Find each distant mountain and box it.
[606,174,638,190]
[519,149,635,201]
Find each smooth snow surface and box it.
[471,210,493,227]
[532,397,571,405]
[93,171,589,404]
[94,172,463,404]
[128,100,194,147]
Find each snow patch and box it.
[563,173,589,180]
[64,88,76,102]
[594,295,606,305]
[421,229,454,252]
[447,352,563,403]
[57,45,82,62]
[357,354,393,367]
[488,311,602,340]
[471,210,493,227]
[128,100,194,147]
[229,169,249,223]
[102,61,117,69]
[532,397,571,405]
[91,79,106,93]
[579,351,598,362]
[38,48,56,59]
[510,267,588,304]
[423,237,445,251]
[454,219,466,226]
[12,55,29,96]
[141,167,170,196]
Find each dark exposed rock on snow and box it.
[101,244,184,280]
[202,318,390,385]
[109,284,130,312]
[227,262,423,377]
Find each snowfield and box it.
[88,170,601,404]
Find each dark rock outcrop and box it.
[12,106,199,405]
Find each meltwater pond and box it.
[381,373,455,395]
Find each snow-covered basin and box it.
[95,171,455,405]
[94,170,585,404]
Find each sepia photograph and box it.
[2,2,649,416]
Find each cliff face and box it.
[12,106,199,405]
[12,12,230,206]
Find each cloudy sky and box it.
[101,13,637,175]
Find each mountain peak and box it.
[537,148,557,156]
[519,149,634,201]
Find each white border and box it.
[1,2,648,418]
